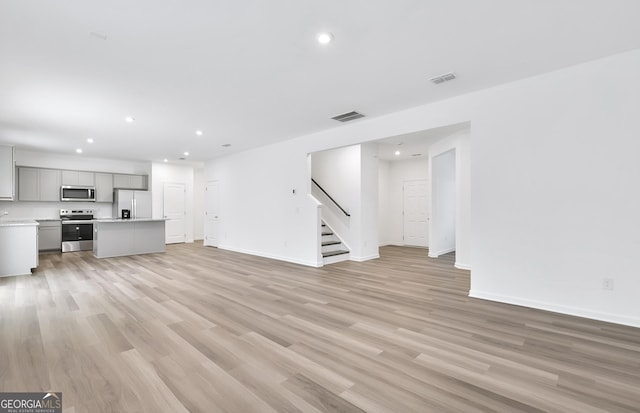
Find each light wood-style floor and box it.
[1,244,640,412]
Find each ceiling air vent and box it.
[430,72,456,84]
[331,111,365,122]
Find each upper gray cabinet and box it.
[62,170,95,186]
[18,167,61,202]
[14,166,147,202]
[113,174,148,190]
[95,173,114,203]
[0,145,14,200]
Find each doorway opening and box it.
[429,149,456,257]
[375,121,470,270]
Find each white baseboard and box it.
[428,247,455,258]
[218,245,322,268]
[455,262,471,270]
[469,290,640,328]
[350,254,380,262]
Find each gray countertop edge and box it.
[0,220,40,227]
[94,218,167,223]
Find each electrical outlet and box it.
[602,278,614,290]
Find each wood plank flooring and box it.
[1,244,640,412]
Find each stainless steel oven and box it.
[60,209,94,252]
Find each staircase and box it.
[321,221,349,265]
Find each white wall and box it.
[206,48,640,327]
[378,160,391,245]
[359,142,379,260]
[193,168,205,240]
[430,149,456,257]
[311,145,360,216]
[16,149,151,175]
[467,51,640,327]
[206,140,319,266]
[151,162,202,243]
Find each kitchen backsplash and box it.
[0,201,114,219]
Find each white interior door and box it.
[403,179,429,247]
[204,180,220,247]
[163,183,186,244]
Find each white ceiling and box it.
[1,0,639,163]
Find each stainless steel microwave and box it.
[61,186,96,202]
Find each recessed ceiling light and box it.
[125,116,135,123]
[87,138,94,143]
[76,148,83,154]
[394,150,400,156]
[221,143,231,147]
[183,151,189,156]
[195,130,203,136]
[163,158,168,163]
[317,32,333,45]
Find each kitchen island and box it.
[93,218,165,258]
[0,219,39,277]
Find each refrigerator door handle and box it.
[133,199,137,219]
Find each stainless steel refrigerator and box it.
[113,190,152,219]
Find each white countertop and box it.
[94,218,166,223]
[0,219,40,227]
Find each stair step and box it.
[322,240,341,247]
[322,249,349,258]
[321,231,334,236]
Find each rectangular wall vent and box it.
[331,111,365,122]
[429,72,456,84]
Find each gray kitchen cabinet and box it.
[113,174,148,190]
[62,170,95,186]
[18,167,39,201]
[0,145,14,200]
[40,169,62,201]
[18,167,62,201]
[37,220,61,251]
[93,219,165,258]
[95,172,114,202]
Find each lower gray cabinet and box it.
[37,220,62,251]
